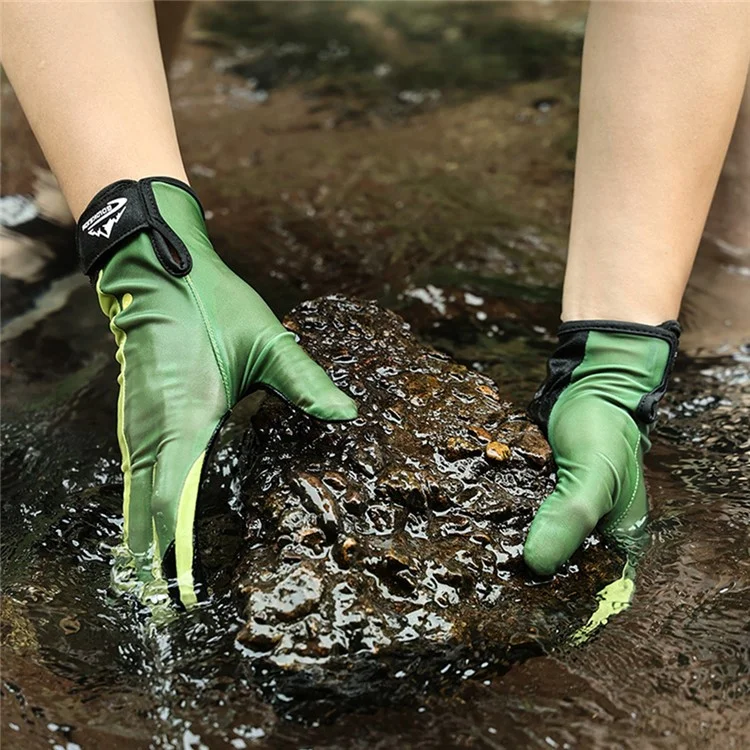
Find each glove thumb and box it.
[247,331,358,421]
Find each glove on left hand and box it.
[77,177,357,608]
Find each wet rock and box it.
[233,296,623,708]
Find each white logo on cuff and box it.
[81,197,128,239]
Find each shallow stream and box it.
[2,4,748,748]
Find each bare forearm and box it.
[1,0,187,219]
[563,1,750,324]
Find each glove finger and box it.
[151,433,215,609]
[523,461,616,576]
[124,462,156,581]
[250,331,358,421]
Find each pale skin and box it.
[3,1,749,317]
[1,1,189,217]
[562,1,750,324]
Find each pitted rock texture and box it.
[234,296,622,692]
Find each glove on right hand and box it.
[524,319,680,575]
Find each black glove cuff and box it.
[528,319,681,433]
[75,176,204,278]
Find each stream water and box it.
[2,4,748,748]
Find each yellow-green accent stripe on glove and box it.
[77,177,357,609]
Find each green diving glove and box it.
[524,319,680,575]
[76,176,357,608]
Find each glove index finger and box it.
[159,449,208,609]
[523,460,616,576]
[152,436,214,609]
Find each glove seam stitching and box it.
[606,430,641,531]
[185,275,232,409]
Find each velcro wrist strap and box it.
[556,319,681,347]
[528,319,681,432]
[75,176,203,277]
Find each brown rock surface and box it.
[233,296,623,704]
